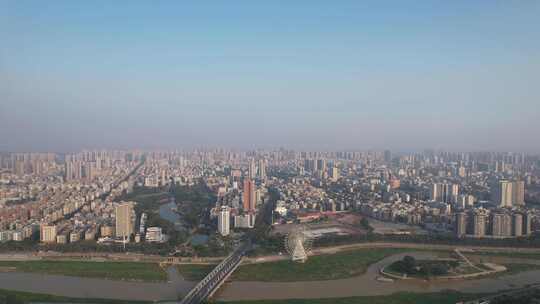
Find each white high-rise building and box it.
[493,180,515,207]
[258,159,266,179]
[40,224,57,243]
[218,206,230,236]
[430,183,459,203]
[248,158,256,180]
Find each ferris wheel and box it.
[284,225,314,263]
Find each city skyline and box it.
[2,1,540,152]
[2,2,540,303]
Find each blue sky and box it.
[1,1,539,152]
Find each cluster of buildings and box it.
[0,151,147,244]
[1,149,539,247]
[455,210,533,238]
[38,201,166,244]
[209,158,268,236]
[256,150,540,239]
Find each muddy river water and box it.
[2,252,540,302]
[216,252,540,301]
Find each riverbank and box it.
[0,266,195,302]
[232,248,407,282]
[0,260,167,282]
[0,249,539,302]
[216,251,540,301]
[0,288,150,304]
[217,291,487,304]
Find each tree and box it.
[403,255,417,273]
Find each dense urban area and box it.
[0,150,540,303]
[1,150,539,251]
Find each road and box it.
[2,241,540,264]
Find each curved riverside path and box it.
[0,266,195,302]
[216,252,540,302]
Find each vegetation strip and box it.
[0,260,167,282]
[217,291,488,304]
[231,248,407,282]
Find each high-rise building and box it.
[329,167,340,182]
[317,159,327,173]
[513,181,525,206]
[248,158,256,179]
[304,159,318,172]
[455,212,467,237]
[40,224,57,243]
[492,213,512,237]
[65,161,74,181]
[115,202,134,240]
[242,179,256,211]
[523,213,533,236]
[513,213,523,237]
[218,206,230,236]
[431,183,459,203]
[258,159,266,180]
[473,214,486,237]
[430,183,442,202]
[493,180,525,207]
[450,184,460,203]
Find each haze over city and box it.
[1,1,539,152]
[4,2,540,304]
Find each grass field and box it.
[0,260,167,282]
[217,291,486,304]
[231,248,407,282]
[177,264,217,281]
[0,288,150,304]
[491,263,540,279]
[505,263,540,273]
[468,251,540,260]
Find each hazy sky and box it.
[1,1,539,152]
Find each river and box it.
[0,266,195,301]
[215,252,540,301]
[1,251,540,301]
[0,196,197,302]
[4,197,540,301]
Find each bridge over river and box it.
[179,243,248,304]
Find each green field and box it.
[231,248,407,282]
[177,264,217,281]
[468,251,540,260]
[504,263,540,274]
[483,263,540,280]
[0,288,149,304]
[218,291,486,304]
[0,260,167,282]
